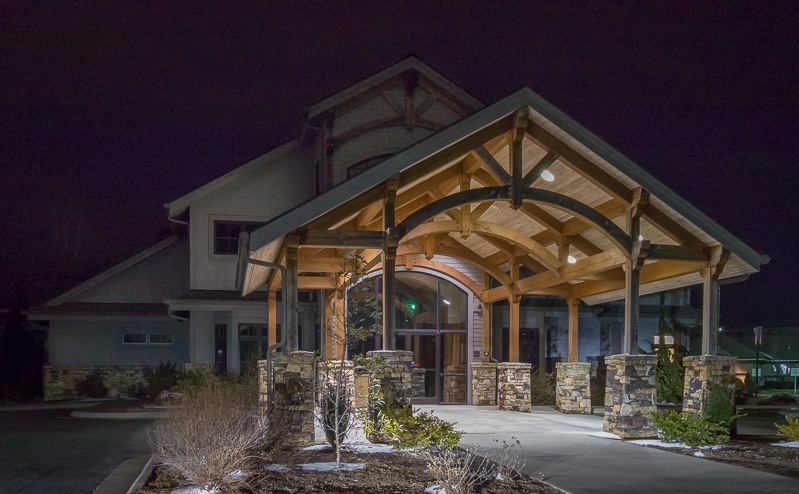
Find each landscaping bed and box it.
[139,446,564,494]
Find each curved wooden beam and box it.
[394,186,632,254]
[367,257,484,302]
[397,242,513,288]
[403,219,562,273]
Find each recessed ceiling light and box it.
[541,170,555,182]
[567,255,576,264]
[638,234,644,241]
[442,299,451,305]
[489,204,502,213]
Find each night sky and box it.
[1,2,797,327]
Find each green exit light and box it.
[406,301,416,311]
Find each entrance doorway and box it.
[395,330,468,404]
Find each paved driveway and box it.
[0,409,152,494]
[421,405,799,494]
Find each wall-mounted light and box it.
[473,304,484,318]
[541,170,555,182]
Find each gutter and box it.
[236,232,287,411]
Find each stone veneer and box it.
[497,362,532,412]
[366,350,413,407]
[471,362,498,406]
[555,362,592,414]
[269,351,316,446]
[410,367,426,399]
[43,365,149,401]
[603,355,658,438]
[443,365,467,403]
[317,360,355,407]
[682,355,737,416]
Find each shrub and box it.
[776,415,799,441]
[143,361,180,401]
[488,437,526,482]
[650,410,730,447]
[702,384,737,427]
[173,369,216,398]
[530,372,555,406]
[378,405,463,449]
[75,371,108,398]
[149,379,276,492]
[419,446,489,494]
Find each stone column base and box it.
[603,355,658,438]
[366,350,413,407]
[555,362,592,414]
[271,351,316,446]
[497,362,532,412]
[682,355,737,416]
[471,362,498,406]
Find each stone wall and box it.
[603,355,658,438]
[270,351,316,446]
[410,367,426,399]
[497,362,532,412]
[555,362,592,414]
[317,360,355,407]
[471,362,497,406]
[366,350,413,407]
[43,365,149,401]
[183,362,214,374]
[682,355,737,416]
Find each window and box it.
[123,333,147,344]
[149,333,174,345]
[214,221,264,255]
[346,154,393,179]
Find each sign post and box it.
[791,367,799,394]
[754,326,763,397]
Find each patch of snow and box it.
[628,439,692,449]
[171,488,219,494]
[303,444,332,451]
[425,485,446,494]
[297,462,366,472]
[345,442,398,453]
[228,469,248,479]
[773,441,799,448]
[693,452,705,458]
[265,463,290,473]
[589,431,621,439]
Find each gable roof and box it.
[242,87,767,297]
[44,235,181,306]
[307,56,483,119]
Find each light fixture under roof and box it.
[638,234,644,241]
[442,299,451,305]
[489,204,502,213]
[541,170,555,182]
[567,255,576,264]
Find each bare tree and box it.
[317,254,381,469]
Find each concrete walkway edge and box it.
[93,454,153,494]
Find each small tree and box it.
[654,292,687,404]
[317,254,381,469]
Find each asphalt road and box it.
[0,410,152,494]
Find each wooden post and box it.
[382,176,399,350]
[285,235,299,352]
[511,108,528,210]
[268,290,277,348]
[323,290,334,359]
[509,296,521,362]
[623,240,649,354]
[702,246,729,355]
[568,297,580,362]
[482,273,491,362]
[334,289,345,359]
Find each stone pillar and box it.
[410,367,426,399]
[603,355,657,438]
[317,360,354,407]
[353,369,370,408]
[555,362,592,414]
[366,350,413,407]
[271,351,316,446]
[471,362,498,406]
[497,362,531,412]
[682,355,737,416]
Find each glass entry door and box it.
[396,330,467,404]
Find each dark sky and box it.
[1,2,797,327]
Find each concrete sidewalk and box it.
[419,405,798,494]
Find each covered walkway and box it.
[420,406,798,494]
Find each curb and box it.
[93,454,153,494]
[71,410,169,420]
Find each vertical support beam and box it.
[482,273,491,363]
[285,235,299,352]
[509,296,521,362]
[511,107,529,210]
[623,241,649,354]
[334,289,345,359]
[382,176,400,350]
[404,69,419,130]
[629,187,650,241]
[460,173,472,237]
[323,290,334,359]
[702,246,730,355]
[558,237,571,268]
[567,298,580,362]
[268,290,277,348]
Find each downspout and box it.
[236,232,288,411]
